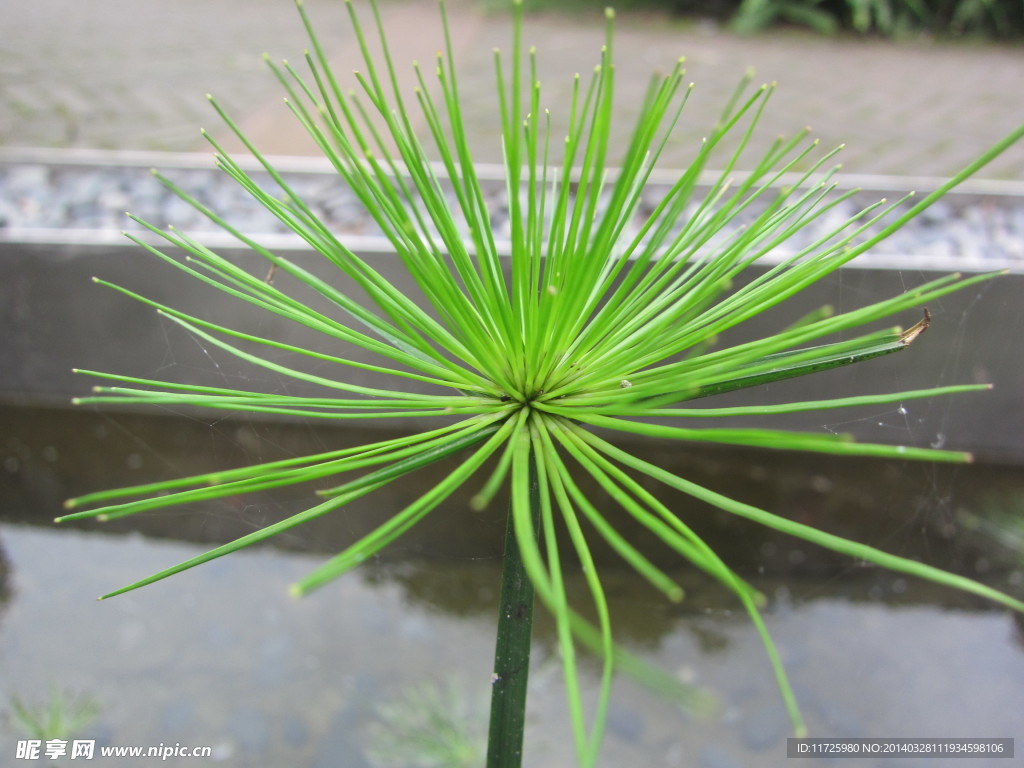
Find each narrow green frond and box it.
[555,412,972,463]
[528,418,609,766]
[585,433,1024,614]
[537,421,685,602]
[67,418,504,524]
[549,418,761,600]
[62,416,493,513]
[291,413,523,594]
[586,384,991,418]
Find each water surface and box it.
[2,404,1022,767]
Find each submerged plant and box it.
[61,0,1024,764]
[365,679,486,768]
[9,689,101,745]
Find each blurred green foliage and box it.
[8,689,101,744]
[485,0,1024,37]
[733,0,1024,35]
[364,680,486,768]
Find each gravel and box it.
[2,161,1023,270]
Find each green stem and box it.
[486,461,540,768]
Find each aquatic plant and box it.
[9,689,101,745]
[61,0,1024,765]
[365,679,486,768]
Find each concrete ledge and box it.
[3,238,1021,462]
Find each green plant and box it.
[845,0,928,33]
[945,0,1021,35]
[729,0,922,36]
[729,0,1024,36]
[9,689,101,744]
[958,493,1024,566]
[60,0,1024,765]
[365,679,486,768]
[731,0,840,34]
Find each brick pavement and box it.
[2,0,1022,179]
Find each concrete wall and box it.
[3,240,1021,462]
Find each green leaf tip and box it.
[605,7,615,19]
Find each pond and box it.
[2,402,1022,767]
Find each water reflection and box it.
[2,403,1023,766]
[0,534,11,623]
[6,404,1024,581]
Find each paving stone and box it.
[2,0,1022,180]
